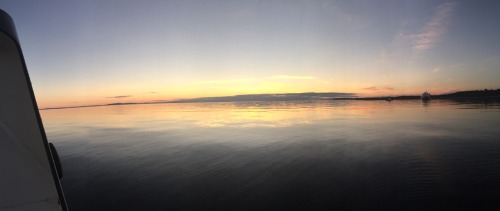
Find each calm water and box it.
[41,100,500,210]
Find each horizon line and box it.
[40,91,355,110]
[39,89,500,110]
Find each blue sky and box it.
[1,0,499,108]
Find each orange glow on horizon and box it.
[35,74,493,109]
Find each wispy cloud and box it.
[413,2,456,53]
[363,86,378,91]
[106,95,132,99]
[432,63,464,74]
[362,86,394,91]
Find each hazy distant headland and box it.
[171,92,355,103]
[41,89,500,110]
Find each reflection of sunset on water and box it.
[42,101,333,129]
[41,100,498,135]
[37,99,500,210]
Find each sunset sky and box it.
[1,0,500,108]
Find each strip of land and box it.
[336,89,500,101]
[40,89,500,110]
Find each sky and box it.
[1,0,500,108]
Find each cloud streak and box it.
[362,86,394,91]
[106,95,132,99]
[413,2,456,53]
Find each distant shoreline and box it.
[335,96,500,101]
[40,89,500,110]
[337,89,500,101]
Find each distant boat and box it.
[421,91,431,101]
[385,97,393,102]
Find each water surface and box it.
[41,100,500,210]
